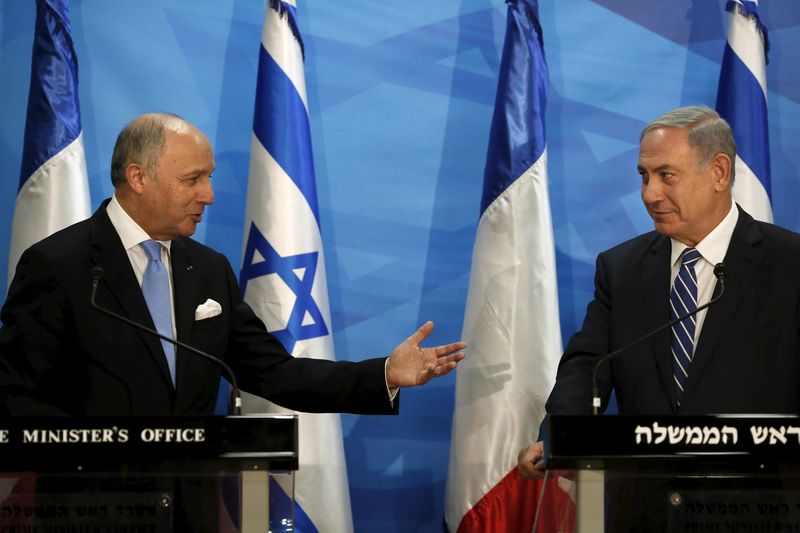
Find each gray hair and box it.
[640,105,736,181]
[110,112,183,187]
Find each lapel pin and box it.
[186,265,194,271]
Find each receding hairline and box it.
[638,105,737,180]
[110,112,212,187]
[640,105,721,142]
[129,112,194,136]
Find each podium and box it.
[0,414,297,532]
[537,415,800,532]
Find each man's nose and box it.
[198,180,215,205]
[641,179,661,205]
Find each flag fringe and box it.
[725,0,769,64]
[268,0,305,59]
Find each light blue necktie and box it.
[140,240,176,385]
[670,247,701,404]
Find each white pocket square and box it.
[194,299,222,321]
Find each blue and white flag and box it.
[239,1,353,531]
[9,0,90,286]
[716,0,773,222]
[445,1,563,530]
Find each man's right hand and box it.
[517,440,546,480]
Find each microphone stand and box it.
[90,266,242,415]
[590,263,727,415]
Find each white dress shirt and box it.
[670,202,738,344]
[106,195,399,401]
[105,195,177,339]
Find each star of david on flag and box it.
[239,222,328,353]
[237,1,355,531]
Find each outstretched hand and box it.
[386,321,466,388]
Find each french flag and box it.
[9,0,91,286]
[445,1,569,531]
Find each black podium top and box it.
[544,414,800,472]
[0,414,298,472]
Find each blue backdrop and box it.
[1,1,799,530]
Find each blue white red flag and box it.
[445,1,567,531]
[239,1,353,531]
[9,0,90,286]
[716,0,773,222]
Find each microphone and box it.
[90,266,242,415]
[590,262,727,415]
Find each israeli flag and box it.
[9,0,90,286]
[239,1,353,531]
[716,0,773,222]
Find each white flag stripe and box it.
[261,7,308,111]
[446,151,561,525]
[726,4,767,95]
[732,156,773,223]
[8,133,91,284]
[244,136,321,256]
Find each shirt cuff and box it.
[384,357,399,402]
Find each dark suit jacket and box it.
[545,206,800,419]
[0,201,396,416]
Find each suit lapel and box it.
[170,238,203,393]
[682,209,763,403]
[88,202,175,390]
[641,235,678,409]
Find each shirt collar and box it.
[106,194,172,252]
[670,202,738,267]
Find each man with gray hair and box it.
[518,105,800,478]
[0,112,466,417]
[0,112,467,531]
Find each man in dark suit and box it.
[0,112,466,417]
[0,112,467,531]
[518,105,800,476]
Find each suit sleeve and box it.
[543,253,615,422]
[220,258,398,415]
[0,248,75,416]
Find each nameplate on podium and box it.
[544,415,800,471]
[0,414,298,472]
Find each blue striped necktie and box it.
[671,247,702,404]
[140,240,176,385]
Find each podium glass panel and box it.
[534,467,800,532]
[0,415,298,532]
[0,471,295,532]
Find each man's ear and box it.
[125,163,147,194]
[711,153,732,192]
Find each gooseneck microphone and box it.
[590,263,727,415]
[90,266,242,415]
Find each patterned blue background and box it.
[1,1,798,530]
